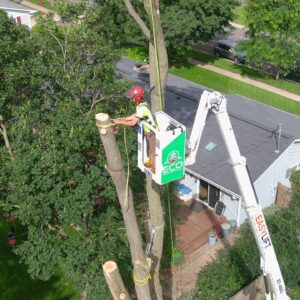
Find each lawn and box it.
[169,65,300,116]
[124,45,300,96]
[0,213,79,300]
[290,287,300,299]
[188,50,300,96]
[233,5,247,26]
[124,46,300,117]
[27,0,52,10]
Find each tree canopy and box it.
[96,0,236,53]
[0,6,142,299]
[245,0,300,78]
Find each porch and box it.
[162,197,239,299]
[175,198,226,261]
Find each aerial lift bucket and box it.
[137,111,186,185]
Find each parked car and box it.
[213,39,246,63]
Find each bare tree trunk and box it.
[146,178,164,300]
[144,2,168,299]
[95,113,151,300]
[123,2,169,299]
[145,0,169,112]
[80,291,87,300]
[103,261,131,300]
[0,116,14,160]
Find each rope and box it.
[149,0,163,111]
[123,128,130,211]
[167,183,177,291]
[133,272,151,287]
[145,223,165,257]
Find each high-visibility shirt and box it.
[136,102,158,133]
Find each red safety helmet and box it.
[128,86,144,103]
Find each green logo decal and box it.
[165,150,181,164]
[161,132,185,184]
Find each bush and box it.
[181,223,260,300]
[172,247,184,265]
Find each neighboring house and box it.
[175,93,300,226]
[0,0,37,28]
[118,57,300,227]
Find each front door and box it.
[199,181,220,209]
[208,185,220,209]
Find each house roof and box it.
[0,0,37,13]
[117,57,300,196]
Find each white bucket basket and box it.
[137,111,186,185]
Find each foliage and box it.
[233,5,246,25]
[160,0,236,50]
[96,0,237,60]
[171,247,184,265]
[245,0,300,78]
[0,212,79,299]
[55,1,86,23]
[181,223,260,300]
[0,7,140,299]
[0,11,31,120]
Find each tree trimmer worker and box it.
[112,86,158,172]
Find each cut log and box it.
[103,261,131,300]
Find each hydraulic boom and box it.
[186,91,290,300]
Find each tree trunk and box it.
[144,0,169,112]
[80,291,87,300]
[146,177,164,300]
[95,113,151,300]
[103,261,131,300]
[144,2,168,299]
[0,116,14,160]
[122,2,169,299]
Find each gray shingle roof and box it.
[117,57,300,196]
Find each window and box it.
[286,163,300,178]
[218,44,231,51]
[16,16,21,25]
[199,180,220,209]
[204,141,217,152]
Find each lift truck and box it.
[186,90,290,300]
[137,90,290,299]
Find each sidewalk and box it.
[188,58,300,102]
[18,0,50,14]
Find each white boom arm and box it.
[186,91,290,300]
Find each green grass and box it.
[27,0,52,10]
[0,215,79,300]
[124,45,300,116]
[169,65,300,116]
[233,5,247,26]
[123,45,148,63]
[290,287,300,299]
[124,45,300,96]
[188,50,300,96]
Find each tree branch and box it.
[123,0,150,40]
[0,116,14,160]
[47,29,67,72]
